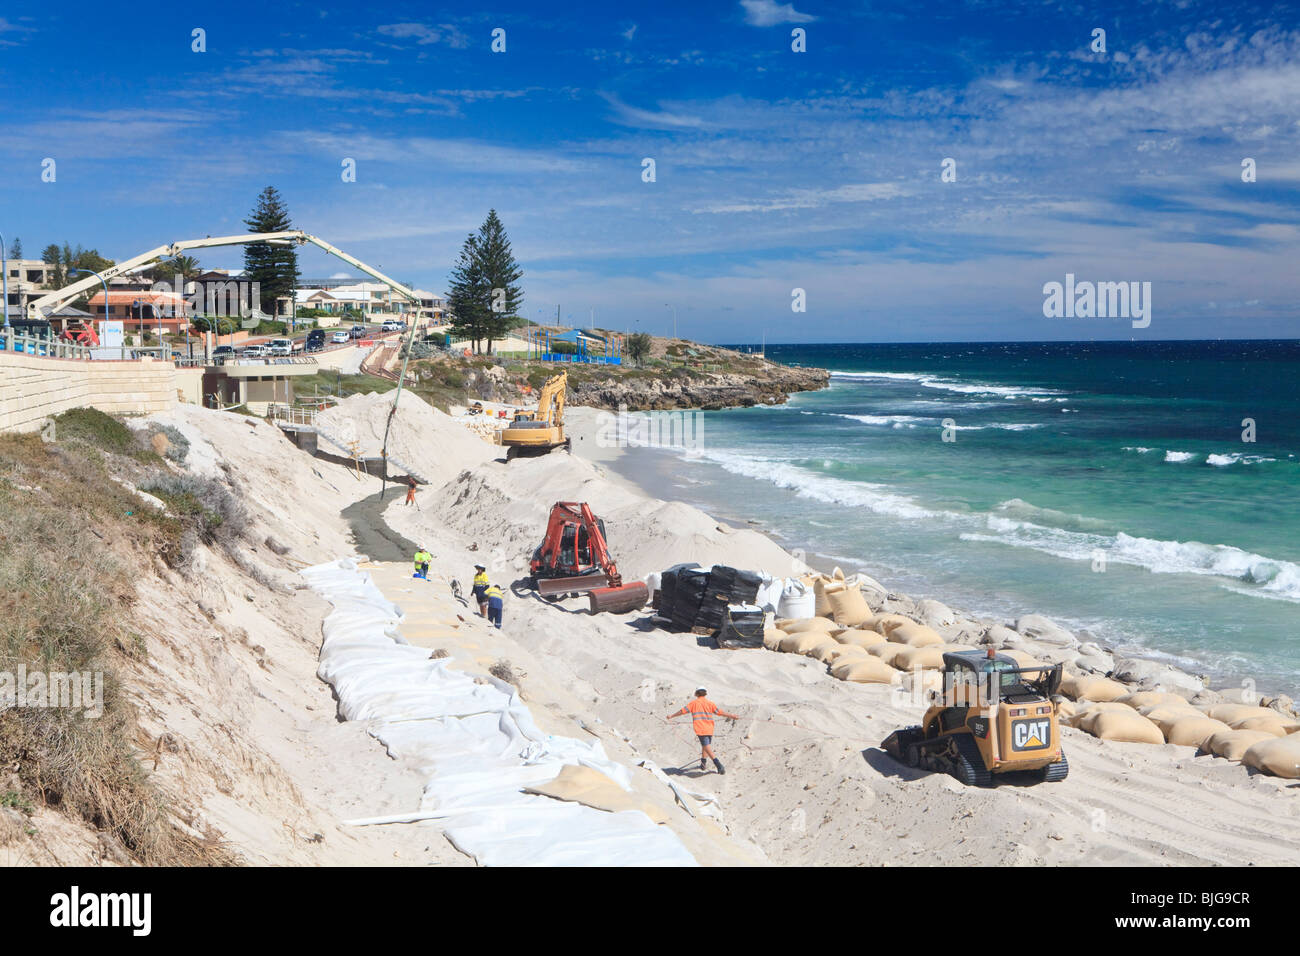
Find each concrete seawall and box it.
[0,352,202,432]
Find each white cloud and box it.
[599,93,709,130]
[740,0,816,27]
[376,22,470,49]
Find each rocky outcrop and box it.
[566,364,829,411]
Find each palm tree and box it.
[168,255,201,282]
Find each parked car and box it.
[331,330,351,344]
[349,324,367,339]
[212,345,235,360]
[241,344,268,357]
[380,320,404,332]
[305,330,326,352]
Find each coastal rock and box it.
[1014,614,1078,648]
[878,594,916,617]
[1073,653,1114,675]
[984,624,1022,647]
[856,576,888,607]
[1264,695,1296,716]
[1214,685,1263,706]
[1112,658,1205,694]
[915,599,956,629]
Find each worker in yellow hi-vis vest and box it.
[472,564,489,616]
[484,583,504,629]
[413,547,431,579]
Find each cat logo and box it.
[1012,718,1050,751]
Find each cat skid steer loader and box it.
[882,648,1068,786]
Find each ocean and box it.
[612,340,1300,693]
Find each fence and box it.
[0,331,94,361]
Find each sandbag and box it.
[1207,729,1275,762]
[834,628,887,649]
[1116,691,1186,710]
[866,642,910,667]
[778,631,829,654]
[1206,703,1278,724]
[1137,703,1202,735]
[829,655,899,684]
[1242,735,1300,778]
[778,617,839,635]
[802,638,842,660]
[1060,674,1128,702]
[865,613,913,635]
[1163,715,1231,748]
[892,644,947,671]
[763,628,787,651]
[1228,714,1294,737]
[1087,710,1165,744]
[899,668,943,697]
[523,765,670,824]
[813,576,842,618]
[826,586,873,627]
[1071,702,1134,731]
[813,642,867,665]
[887,621,944,648]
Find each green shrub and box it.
[52,408,136,455]
[138,473,248,550]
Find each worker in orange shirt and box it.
[667,687,739,775]
[405,475,418,506]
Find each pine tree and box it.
[242,187,299,313]
[446,234,489,353]
[7,237,20,259]
[41,244,65,288]
[475,209,523,355]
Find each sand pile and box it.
[315,390,496,486]
[390,450,799,583]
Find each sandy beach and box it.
[42,389,1285,868]
[336,396,1298,866]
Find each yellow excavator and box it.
[500,371,570,461]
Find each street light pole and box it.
[0,231,10,332]
[665,303,676,341]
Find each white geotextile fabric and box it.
[302,557,697,867]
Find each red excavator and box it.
[529,502,648,614]
[60,319,100,347]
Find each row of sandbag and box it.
[763,613,964,685]
[1055,681,1300,777]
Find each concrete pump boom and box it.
[26,230,422,320]
[26,228,425,494]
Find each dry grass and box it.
[0,427,237,865]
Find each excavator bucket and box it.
[536,574,612,597]
[588,582,649,615]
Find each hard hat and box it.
[696,687,707,695]
[474,564,485,570]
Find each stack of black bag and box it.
[654,564,765,638]
[715,607,765,649]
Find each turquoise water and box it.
[622,341,1300,691]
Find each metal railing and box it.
[0,332,94,360]
[267,403,322,428]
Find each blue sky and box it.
[1,0,1297,342]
